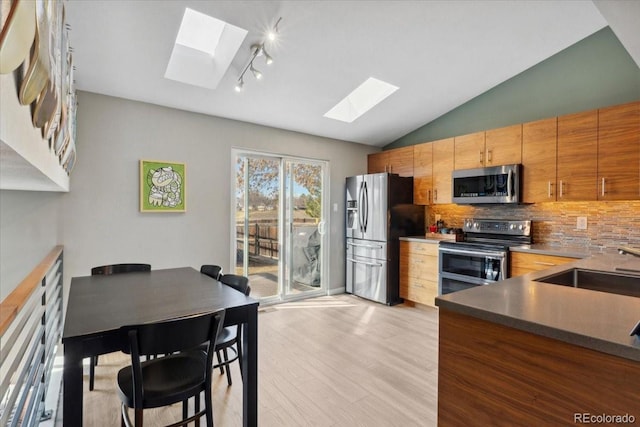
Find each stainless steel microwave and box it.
[452,164,521,204]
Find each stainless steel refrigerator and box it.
[345,173,425,305]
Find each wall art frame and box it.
[139,159,186,212]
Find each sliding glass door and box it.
[233,151,328,303]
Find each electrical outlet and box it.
[576,216,587,230]
[333,203,338,213]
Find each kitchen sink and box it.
[536,268,640,298]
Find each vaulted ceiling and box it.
[65,1,639,147]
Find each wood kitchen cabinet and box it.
[509,252,578,277]
[432,138,454,204]
[454,124,522,170]
[454,131,485,169]
[557,110,598,201]
[413,142,433,205]
[522,117,558,203]
[400,240,439,307]
[438,309,640,426]
[367,146,414,176]
[597,101,640,200]
[367,151,389,174]
[485,123,522,166]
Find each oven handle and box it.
[347,258,383,267]
[439,247,506,258]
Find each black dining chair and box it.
[91,263,152,276]
[200,264,223,281]
[116,309,225,427]
[88,263,151,391]
[214,274,251,386]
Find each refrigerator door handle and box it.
[347,242,383,249]
[358,181,365,233]
[363,181,369,234]
[347,258,383,267]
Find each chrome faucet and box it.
[618,247,640,258]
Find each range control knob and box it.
[518,224,524,231]
[473,222,479,229]
[509,224,516,230]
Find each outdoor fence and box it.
[236,219,317,260]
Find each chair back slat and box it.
[120,311,225,356]
[200,265,223,281]
[91,263,151,276]
[219,274,250,296]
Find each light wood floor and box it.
[58,294,438,426]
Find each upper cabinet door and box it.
[597,101,640,200]
[367,152,389,174]
[522,118,557,203]
[557,110,598,201]
[387,146,414,177]
[454,131,485,170]
[432,138,455,204]
[413,142,433,205]
[484,124,522,166]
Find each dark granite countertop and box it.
[435,253,640,362]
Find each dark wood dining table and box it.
[62,267,259,426]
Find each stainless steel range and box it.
[438,218,532,295]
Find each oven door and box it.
[438,246,506,295]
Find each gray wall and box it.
[60,92,376,302]
[387,27,640,149]
[0,190,64,300]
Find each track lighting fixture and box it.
[234,17,282,92]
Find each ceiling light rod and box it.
[235,17,282,92]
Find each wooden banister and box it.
[0,245,63,335]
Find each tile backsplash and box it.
[428,201,640,251]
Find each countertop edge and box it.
[435,298,640,362]
[509,245,591,258]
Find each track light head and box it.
[263,47,273,65]
[250,63,263,80]
[234,78,244,92]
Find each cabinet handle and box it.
[487,150,492,163]
[479,151,483,164]
[601,178,606,197]
[434,189,438,201]
[559,180,564,198]
[548,181,553,198]
[534,261,556,266]
[428,190,431,203]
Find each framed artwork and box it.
[139,160,186,212]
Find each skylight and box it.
[324,77,399,123]
[164,8,247,89]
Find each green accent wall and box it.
[386,27,640,149]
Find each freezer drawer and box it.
[346,253,388,304]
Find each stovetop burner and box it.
[445,218,533,249]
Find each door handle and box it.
[317,221,326,236]
[359,181,365,233]
[347,242,383,249]
[507,169,513,200]
[347,258,383,267]
[363,181,369,233]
